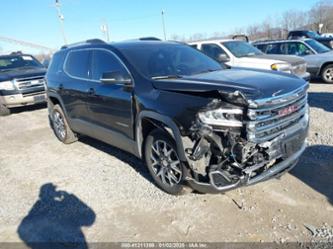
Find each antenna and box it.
[161,10,167,40]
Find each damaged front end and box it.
[182,86,309,193]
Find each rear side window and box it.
[190,44,198,49]
[265,43,285,54]
[48,52,65,75]
[91,50,128,81]
[65,50,91,79]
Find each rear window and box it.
[65,50,91,79]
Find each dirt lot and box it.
[0,82,332,244]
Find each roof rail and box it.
[138,37,161,41]
[61,38,106,49]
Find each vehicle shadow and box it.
[17,183,96,249]
[291,145,333,205]
[10,103,47,114]
[308,92,333,112]
[79,136,154,185]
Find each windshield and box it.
[304,39,331,54]
[0,55,43,72]
[306,31,321,39]
[117,43,222,78]
[222,41,263,57]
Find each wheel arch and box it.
[319,61,333,76]
[136,111,187,162]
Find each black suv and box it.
[0,52,46,115]
[288,30,333,49]
[46,39,309,195]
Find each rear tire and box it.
[321,64,333,83]
[144,129,189,195]
[0,104,10,116]
[50,104,77,144]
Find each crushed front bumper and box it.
[186,142,306,193]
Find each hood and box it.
[255,54,305,65]
[152,68,307,101]
[0,67,46,82]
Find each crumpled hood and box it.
[152,68,307,101]
[0,67,46,82]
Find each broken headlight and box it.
[198,108,243,127]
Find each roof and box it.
[253,38,312,44]
[188,38,233,44]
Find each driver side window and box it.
[201,43,228,61]
[91,50,129,81]
[287,42,312,56]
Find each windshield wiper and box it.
[151,75,183,80]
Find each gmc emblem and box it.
[278,105,297,117]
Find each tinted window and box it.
[222,41,263,57]
[286,42,312,56]
[117,43,221,78]
[48,52,64,75]
[0,55,43,71]
[265,43,285,54]
[91,50,128,81]
[65,50,91,79]
[201,43,228,61]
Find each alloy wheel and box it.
[150,140,182,186]
[324,67,333,82]
[53,111,66,140]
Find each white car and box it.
[189,39,310,81]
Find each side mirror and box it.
[217,54,230,63]
[100,71,132,85]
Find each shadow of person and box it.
[17,183,96,249]
[291,145,333,205]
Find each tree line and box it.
[170,0,333,42]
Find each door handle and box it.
[87,88,95,95]
[58,84,64,90]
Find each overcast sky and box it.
[0,0,318,54]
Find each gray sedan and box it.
[253,39,333,83]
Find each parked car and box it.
[0,52,47,115]
[253,39,333,83]
[189,39,310,81]
[47,38,309,195]
[287,30,333,49]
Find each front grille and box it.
[247,85,308,143]
[14,76,45,90]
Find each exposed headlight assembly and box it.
[0,80,15,91]
[198,108,243,127]
[271,63,292,74]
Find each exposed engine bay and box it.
[181,88,309,192]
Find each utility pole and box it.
[100,21,110,42]
[55,0,67,45]
[161,10,167,40]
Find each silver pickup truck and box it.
[253,38,333,83]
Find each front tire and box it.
[50,104,77,144]
[144,129,187,195]
[321,64,333,83]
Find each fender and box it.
[47,91,73,126]
[136,111,187,161]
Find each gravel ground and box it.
[0,82,332,245]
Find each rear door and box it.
[85,48,134,141]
